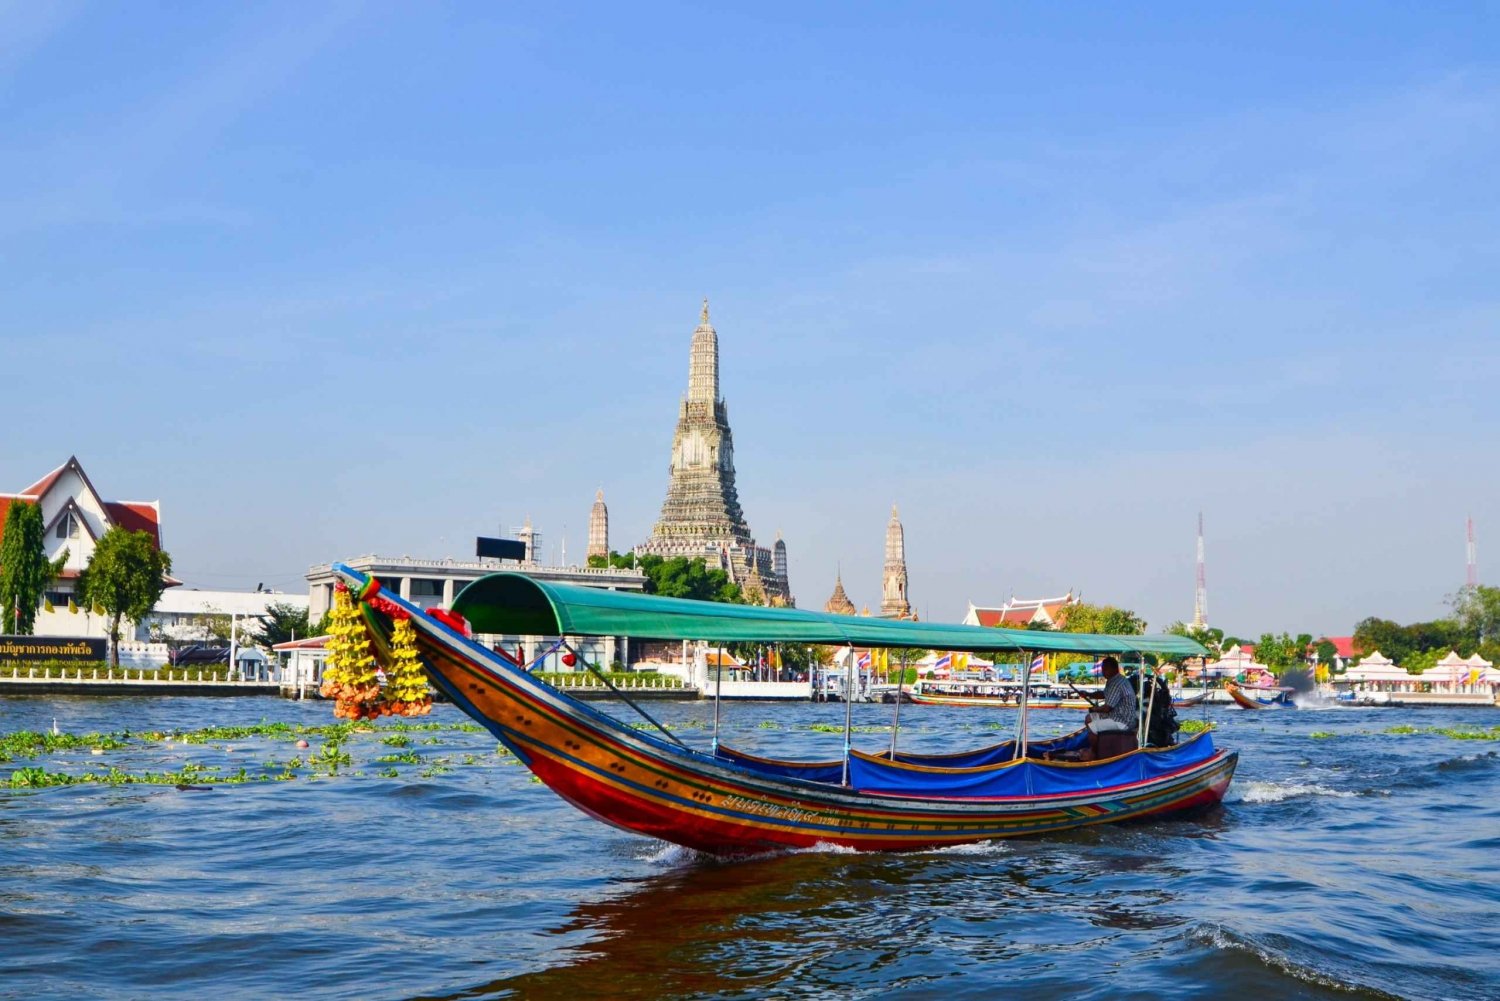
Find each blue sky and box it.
[2,2,1497,637]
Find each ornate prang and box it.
[882,504,911,618]
[588,489,610,559]
[638,302,790,604]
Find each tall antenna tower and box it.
[1467,515,1477,588]
[1192,512,1208,628]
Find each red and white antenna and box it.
[1193,512,1208,627]
[1467,515,1478,588]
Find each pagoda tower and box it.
[587,489,610,559]
[881,504,911,618]
[824,571,857,615]
[638,300,790,602]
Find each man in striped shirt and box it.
[1083,657,1136,759]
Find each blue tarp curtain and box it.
[848,732,1218,797]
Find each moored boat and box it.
[334,565,1237,855]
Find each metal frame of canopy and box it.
[449,573,1208,780]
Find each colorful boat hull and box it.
[343,585,1236,854]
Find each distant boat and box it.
[1172,690,1209,708]
[1225,680,1295,710]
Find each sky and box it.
[2,2,1497,638]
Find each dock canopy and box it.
[448,572,1207,657]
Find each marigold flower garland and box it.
[321,582,434,719]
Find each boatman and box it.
[1083,656,1135,760]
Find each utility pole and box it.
[1192,512,1208,628]
[1468,515,1478,588]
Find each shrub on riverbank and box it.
[0,661,235,680]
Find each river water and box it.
[2,695,1496,1000]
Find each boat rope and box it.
[560,640,693,753]
[523,640,566,674]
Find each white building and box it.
[139,588,309,644]
[1,456,174,639]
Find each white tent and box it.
[1341,651,1407,685]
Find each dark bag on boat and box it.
[1133,673,1180,748]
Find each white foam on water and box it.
[918,838,1008,857]
[1224,781,1357,804]
[637,842,704,866]
[791,840,859,855]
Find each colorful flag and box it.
[1030,654,1046,674]
[1090,660,1103,676]
[43,597,54,613]
[933,653,952,672]
[953,653,969,673]
[857,651,871,670]
[68,597,78,614]
[93,602,106,616]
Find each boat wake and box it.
[1224,781,1357,804]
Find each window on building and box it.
[409,578,445,598]
[55,512,81,540]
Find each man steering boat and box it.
[1080,656,1135,760]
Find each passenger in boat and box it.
[1081,657,1136,761]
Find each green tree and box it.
[1254,632,1314,675]
[1055,602,1145,636]
[79,528,173,665]
[1353,617,1413,663]
[246,601,313,649]
[588,551,744,604]
[0,500,66,635]
[1451,585,1500,646]
[1165,621,1224,659]
[1314,638,1339,667]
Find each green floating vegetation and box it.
[809,722,891,733]
[9,762,262,788]
[375,751,422,765]
[380,734,411,748]
[0,730,131,762]
[1383,724,1500,741]
[757,720,781,729]
[1309,731,1338,739]
[1179,719,1215,735]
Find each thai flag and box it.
[1089,660,1103,676]
[933,653,952,672]
[857,651,871,670]
[1029,654,1046,674]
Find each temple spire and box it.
[687,298,719,404]
[882,503,911,618]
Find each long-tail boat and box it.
[334,565,1237,855]
[1225,680,1296,710]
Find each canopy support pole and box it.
[561,640,692,752]
[841,649,855,785]
[712,643,724,754]
[889,650,907,759]
[1015,650,1032,760]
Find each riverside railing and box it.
[536,672,687,691]
[3,665,271,686]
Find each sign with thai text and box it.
[0,636,108,662]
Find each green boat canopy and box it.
[449,573,1208,657]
